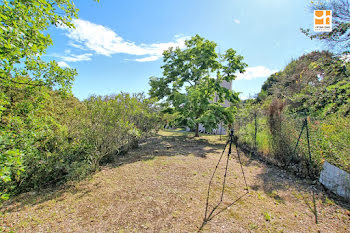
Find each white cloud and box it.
[236,66,278,80]
[134,56,160,62]
[68,41,88,50]
[57,61,70,68]
[59,53,93,62]
[61,19,188,62]
[234,19,241,24]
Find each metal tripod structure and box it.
[200,129,249,230]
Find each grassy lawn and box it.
[1,130,349,232]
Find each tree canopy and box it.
[0,0,95,200]
[0,0,84,91]
[257,51,350,116]
[149,35,247,136]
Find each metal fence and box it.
[233,108,349,179]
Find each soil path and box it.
[1,130,349,232]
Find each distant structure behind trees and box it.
[186,80,232,135]
[149,35,246,137]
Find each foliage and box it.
[76,93,160,170]
[0,0,160,203]
[258,51,350,117]
[1,84,75,196]
[0,89,160,200]
[301,114,350,173]
[263,211,272,222]
[0,0,81,201]
[236,103,350,176]
[0,0,79,90]
[149,35,247,136]
[301,0,350,53]
[267,99,294,165]
[236,51,350,176]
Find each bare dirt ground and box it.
[1,130,349,232]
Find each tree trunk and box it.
[195,123,200,137]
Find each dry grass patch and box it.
[1,130,349,232]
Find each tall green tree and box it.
[0,0,97,200]
[149,35,247,137]
[0,0,84,90]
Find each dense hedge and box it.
[0,84,161,200]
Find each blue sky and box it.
[46,0,323,100]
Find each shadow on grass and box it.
[104,130,227,168]
[0,130,226,214]
[0,182,96,214]
[235,142,350,222]
[2,129,348,225]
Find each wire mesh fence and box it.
[233,107,350,179]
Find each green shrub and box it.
[0,89,161,201]
[235,103,350,177]
[300,114,350,173]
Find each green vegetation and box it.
[235,51,350,176]
[1,0,348,214]
[0,0,160,201]
[301,0,350,53]
[2,130,349,232]
[263,211,272,222]
[149,35,247,137]
[0,86,160,201]
[1,0,78,201]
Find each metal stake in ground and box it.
[200,129,249,231]
[291,114,318,225]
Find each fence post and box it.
[254,112,257,150]
[305,116,313,176]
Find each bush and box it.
[235,101,350,178]
[300,114,350,173]
[267,99,294,165]
[74,93,160,170]
[0,89,161,201]
[234,51,349,178]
